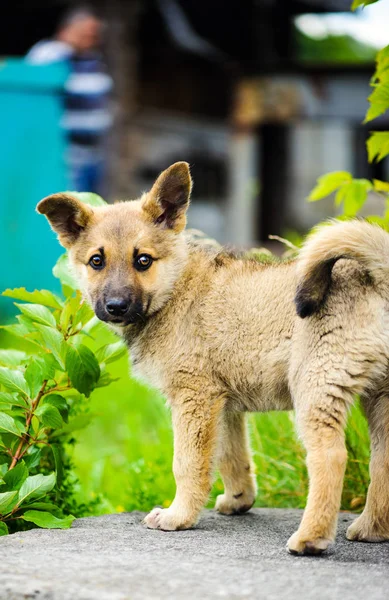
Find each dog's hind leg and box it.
[347,394,389,542]
[215,410,257,515]
[143,382,225,531]
[287,389,349,555]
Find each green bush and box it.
[0,194,126,536]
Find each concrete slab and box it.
[1,509,388,600]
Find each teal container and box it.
[0,59,69,319]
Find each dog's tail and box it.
[295,219,389,318]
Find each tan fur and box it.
[37,163,389,555]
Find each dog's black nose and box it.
[106,298,129,317]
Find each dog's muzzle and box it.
[95,296,145,326]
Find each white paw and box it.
[215,491,255,515]
[287,530,332,555]
[346,515,389,542]
[142,507,194,531]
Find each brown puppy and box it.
[37,162,389,555]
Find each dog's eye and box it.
[89,254,104,270]
[135,254,153,271]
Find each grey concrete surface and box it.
[0,509,388,600]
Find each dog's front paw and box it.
[142,507,194,531]
[346,515,389,542]
[215,490,255,516]
[287,530,333,556]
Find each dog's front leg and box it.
[143,387,224,531]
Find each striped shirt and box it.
[26,40,113,146]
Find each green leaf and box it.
[0,350,28,368]
[0,323,30,339]
[25,359,44,399]
[43,394,68,423]
[0,521,8,535]
[0,490,18,514]
[23,447,42,470]
[0,392,28,408]
[53,253,78,290]
[367,132,389,163]
[59,293,80,332]
[308,171,352,201]
[0,398,11,411]
[351,0,379,9]
[25,354,59,399]
[96,341,127,365]
[74,300,94,329]
[31,415,40,436]
[70,191,107,207]
[51,444,64,487]
[0,367,29,396]
[2,461,28,491]
[65,343,100,397]
[12,323,48,350]
[18,473,56,506]
[335,179,372,216]
[365,215,389,228]
[21,510,75,529]
[34,324,66,369]
[0,327,44,354]
[96,368,119,388]
[41,354,60,379]
[20,501,59,512]
[35,404,63,429]
[365,81,389,123]
[2,288,63,309]
[0,412,24,436]
[373,179,389,193]
[15,304,56,328]
[60,292,93,335]
[82,316,109,336]
[51,414,93,438]
[374,46,389,84]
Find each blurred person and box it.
[26,6,113,194]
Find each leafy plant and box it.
[308,20,389,221]
[0,193,126,535]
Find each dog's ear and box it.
[142,162,192,233]
[37,193,94,248]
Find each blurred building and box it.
[2,0,389,245]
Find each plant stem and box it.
[43,383,71,395]
[9,380,48,470]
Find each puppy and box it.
[37,162,389,555]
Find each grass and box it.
[72,328,371,515]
